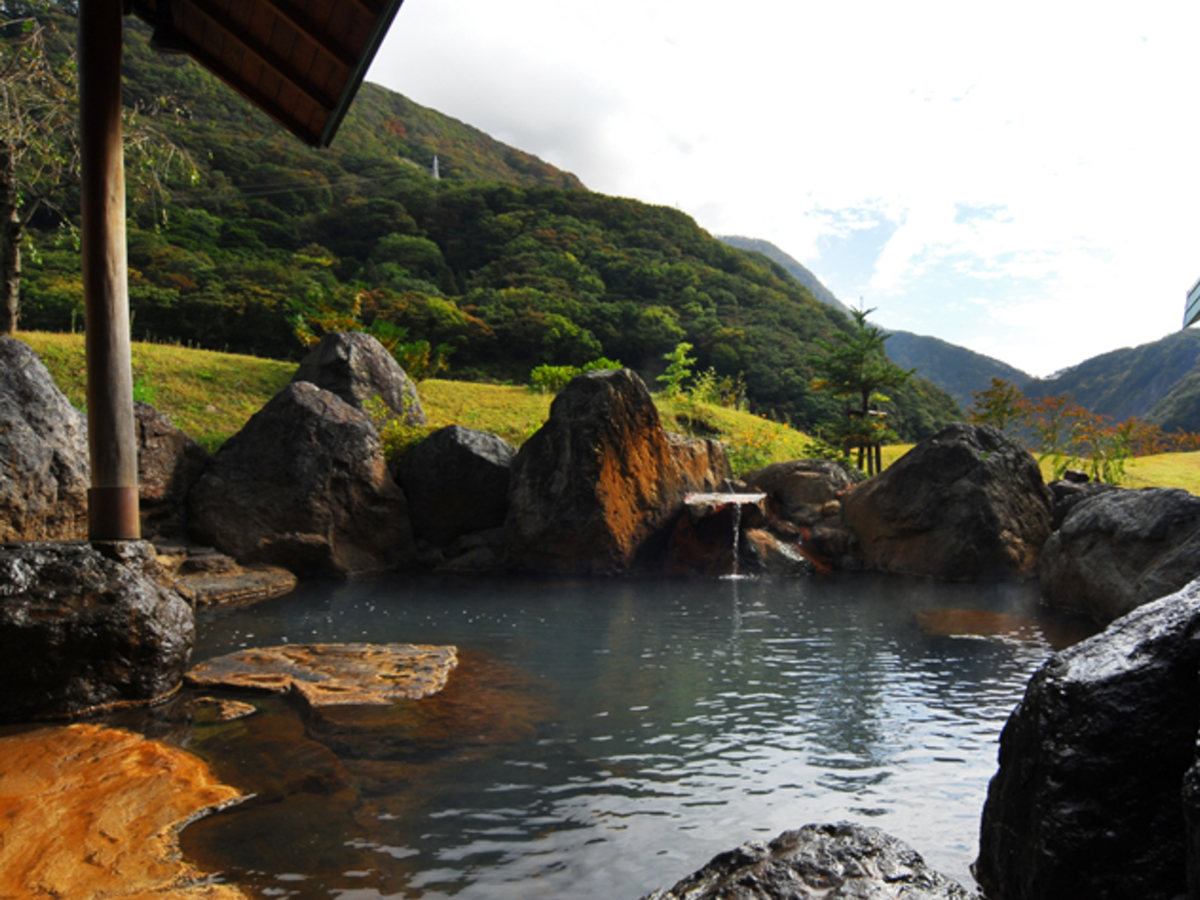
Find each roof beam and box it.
[181,0,338,109]
[252,0,357,69]
[184,38,326,145]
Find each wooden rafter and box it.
[127,0,404,147]
[178,0,338,109]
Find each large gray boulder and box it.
[134,401,209,539]
[292,331,425,424]
[397,425,516,547]
[1040,487,1200,625]
[842,423,1052,580]
[506,369,729,575]
[188,382,416,578]
[742,459,862,525]
[975,576,1200,900]
[641,823,978,899]
[0,338,89,541]
[0,540,194,722]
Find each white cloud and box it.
[370,0,1200,376]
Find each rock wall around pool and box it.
[975,575,1200,900]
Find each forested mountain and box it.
[717,235,854,317]
[718,236,1032,409]
[884,332,1032,410]
[1024,329,1200,432]
[8,8,962,439]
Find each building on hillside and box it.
[1187,276,1200,328]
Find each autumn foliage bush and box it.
[968,377,1200,484]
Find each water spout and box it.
[682,492,767,578]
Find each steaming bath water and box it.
[154,573,1090,898]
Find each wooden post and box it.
[79,0,139,540]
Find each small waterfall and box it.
[682,492,766,579]
[730,502,743,577]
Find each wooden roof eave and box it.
[318,0,402,147]
[127,0,405,148]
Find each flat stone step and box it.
[186,643,459,710]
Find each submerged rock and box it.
[0,723,246,899]
[0,540,194,722]
[186,643,459,710]
[292,330,425,424]
[0,337,89,542]
[640,822,978,899]
[188,382,417,578]
[975,576,1200,900]
[398,424,516,547]
[507,368,729,575]
[843,423,1052,580]
[1039,486,1200,624]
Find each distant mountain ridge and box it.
[1025,329,1200,433]
[717,235,1032,409]
[717,236,855,317]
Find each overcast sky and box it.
[368,1,1200,377]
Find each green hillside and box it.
[7,8,961,440]
[1024,329,1200,428]
[718,235,855,316]
[884,331,1032,409]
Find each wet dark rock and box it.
[0,337,89,542]
[134,401,209,539]
[842,423,1052,580]
[1045,477,1119,530]
[397,425,516,547]
[975,576,1200,900]
[188,382,416,578]
[1040,487,1200,624]
[292,331,425,424]
[436,526,509,573]
[0,540,194,722]
[506,369,729,575]
[641,822,978,899]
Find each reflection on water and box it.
[136,573,1094,898]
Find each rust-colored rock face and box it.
[0,723,246,899]
[506,369,729,574]
[186,643,459,709]
[842,423,1052,580]
[0,337,89,542]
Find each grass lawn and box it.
[17,332,296,453]
[15,333,818,476]
[18,331,1196,491]
[882,442,1200,495]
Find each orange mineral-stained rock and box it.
[0,723,246,899]
[506,368,729,575]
